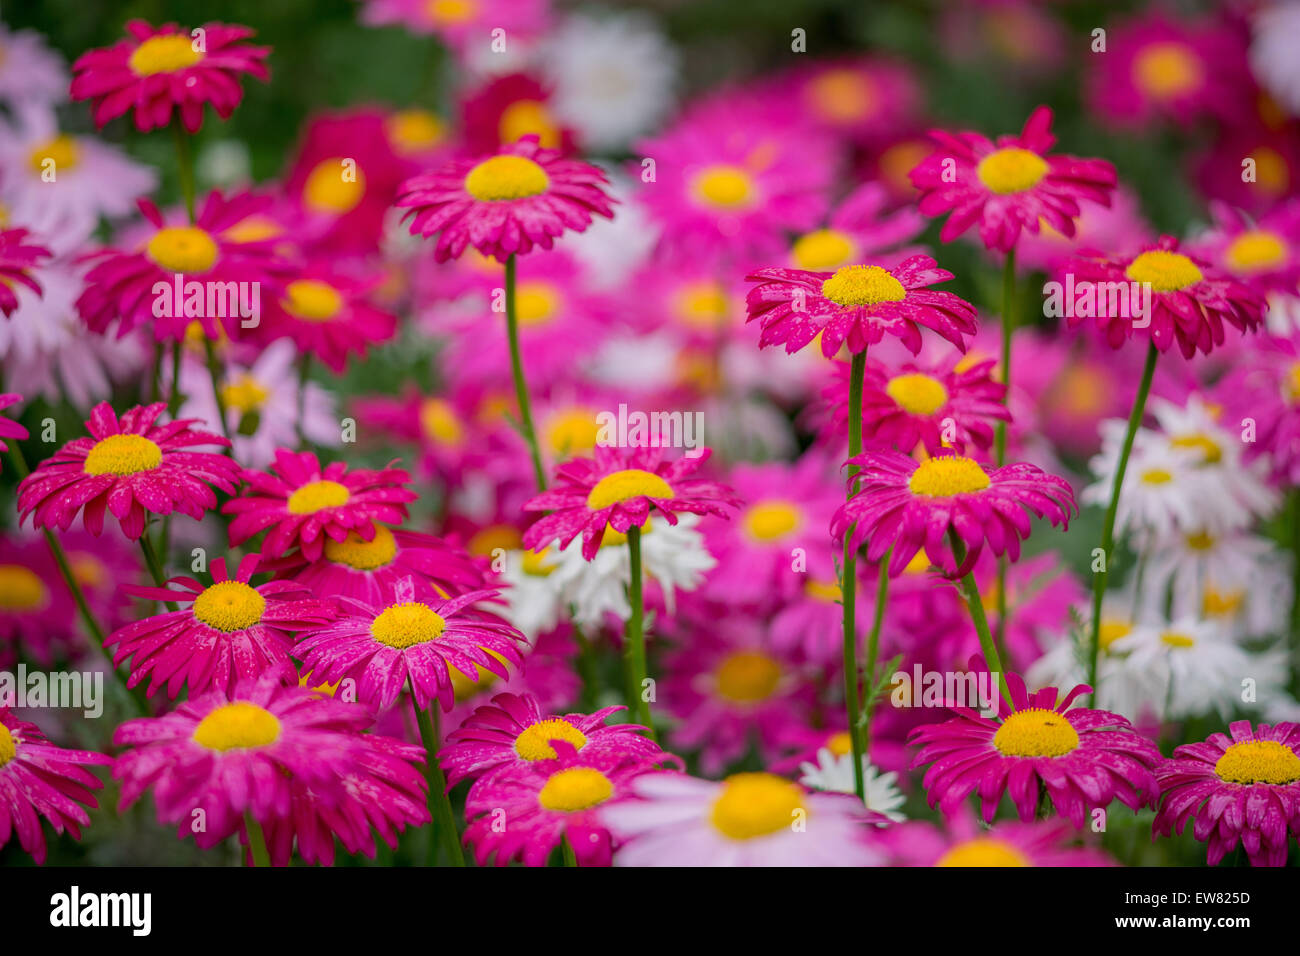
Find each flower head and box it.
[877,808,1114,866]
[0,393,29,453]
[18,402,238,540]
[0,228,50,317]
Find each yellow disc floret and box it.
[192,580,266,633]
[977,147,1049,194]
[1133,42,1203,101]
[303,158,366,214]
[586,469,674,510]
[1125,250,1204,291]
[192,701,281,752]
[370,602,446,649]
[908,456,991,497]
[83,434,162,476]
[1214,740,1300,785]
[29,134,80,174]
[129,34,204,76]
[710,773,805,840]
[821,264,907,307]
[464,155,550,201]
[936,837,1031,867]
[514,719,589,761]
[324,525,397,570]
[0,723,16,766]
[537,767,614,812]
[691,165,755,209]
[282,279,343,322]
[993,708,1080,757]
[742,500,802,542]
[886,373,949,415]
[286,479,350,514]
[792,229,856,271]
[1224,231,1287,275]
[0,565,49,611]
[146,226,218,273]
[715,651,782,703]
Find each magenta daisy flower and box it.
[0,393,29,453]
[0,710,110,864]
[1064,235,1267,358]
[76,192,285,342]
[831,450,1076,578]
[17,402,238,541]
[1154,720,1300,867]
[294,578,526,713]
[0,536,77,668]
[522,445,740,562]
[464,743,660,867]
[223,449,417,560]
[1217,333,1300,484]
[909,670,1161,826]
[877,809,1114,866]
[113,675,425,855]
[70,20,270,133]
[744,255,979,358]
[822,353,1009,456]
[599,771,883,866]
[1187,199,1300,298]
[260,265,397,373]
[107,555,336,699]
[359,0,549,54]
[396,136,615,263]
[265,522,488,606]
[0,228,51,317]
[909,106,1116,253]
[440,692,670,789]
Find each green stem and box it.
[860,550,891,751]
[842,349,868,803]
[561,836,578,867]
[504,254,546,491]
[244,812,271,867]
[624,525,655,737]
[948,527,1012,707]
[151,342,164,405]
[296,354,310,447]
[1087,342,1158,704]
[138,533,179,612]
[993,249,1016,664]
[413,688,464,867]
[172,123,196,224]
[203,338,232,446]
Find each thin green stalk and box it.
[296,353,311,447]
[624,525,654,737]
[860,549,891,751]
[412,686,464,867]
[172,123,196,224]
[245,812,271,867]
[994,250,1017,663]
[1087,342,1158,704]
[841,349,868,803]
[138,533,179,612]
[203,338,232,445]
[151,342,164,405]
[561,836,578,867]
[948,527,1012,707]
[504,254,546,491]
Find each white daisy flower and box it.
[541,12,677,152]
[548,515,715,626]
[1251,2,1300,116]
[497,547,566,640]
[798,750,907,821]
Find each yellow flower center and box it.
[904,549,932,574]
[826,731,853,757]
[807,68,874,123]
[691,165,755,209]
[0,723,14,767]
[1224,230,1287,274]
[323,525,397,570]
[447,647,510,701]
[427,0,476,23]
[674,281,732,330]
[936,837,1030,867]
[192,580,266,633]
[129,34,204,76]
[282,279,343,322]
[221,374,270,414]
[303,157,366,214]
[1133,42,1203,100]
[742,500,802,542]
[1253,147,1290,196]
[193,702,281,752]
[537,767,614,812]
[887,373,949,415]
[1125,250,1204,292]
[1140,468,1173,485]
[820,264,907,307]
[1099,619,1131,652]
[464,155,550,202]
[879,139,928,195]
[1215,740,1300,785]
[977,147,1049,194]
[286,479,350,514]
[468,524,522,556]
[585,469,674,510]
[545,408,599,458]
[514,280,560,326]
[805,579,842,603]
[521,546,557,576]
[710,773,805,840]
[83,434,162,476]
[514,719,589,761]
[223,215,285,244]
[1203,586,1244,617]
[418,398,463,446]
[498,100,561,150]
[146,226,218,274]
[0,565,48,611]
[1285,363,1300,404]
[792,228,857,271]
[28,134,80,174]
[369,602,446,649]
[908,456,991,497]
[993,708,1080,757]
[1160,631,1195,648]
[386,109,446,155]
[715,651,782,703]
[1185,531,1216,551]
[1170,433,1221,464]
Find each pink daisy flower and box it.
[294,578,526,713]
[107,555,336,699]
[830,450,1076,578]
[1063,235,1267,359]
[600,771,883,866]
[909,669,1161,826]
[440,692,669,789]
[464,743,659,867]
[223,449,416,560]
[461,72,576,156]
[522,445,740,562]
[260,264,397,373]
[113,675,425,855]
[265,522,488,606]
[909,105,1117,253]
[396,136,615,262]
[1154,720,1300,867]
[1187,199,1300,299]
[0,228,50,317]
[359,0,550,54]
[878,808,1114,866]
[70,20,270,133]
[76,191,285,342]
[0,710,110,864]
[1216,333,1300,484]
[775,58,920,147]
[744,255,979,358]
[822,353,1009,456]
[17,402,238,541]
[0,536,78,668]
[0,393,28,453]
